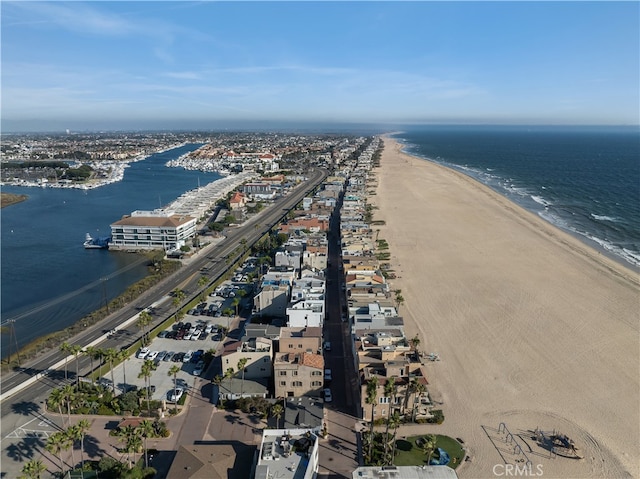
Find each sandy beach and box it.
[373,136,639,478]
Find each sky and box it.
[1,1,639,132]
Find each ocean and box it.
[1,144,220,358]
[392,126,640,270]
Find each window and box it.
[312,381,322,387]
[379,397,389,404]
[394,397,402,404]
[292,371,298,376]
[263,358,268,362]
[280,381,286,386]
[312,370,322,376]
[298,344,302,348]
[279,371,287,376]
[293,381,302,387]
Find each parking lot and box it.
[101,280,253,404]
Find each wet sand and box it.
[373,136,639,478]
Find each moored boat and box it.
[84,233,111,249]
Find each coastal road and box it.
[0,167,327,406]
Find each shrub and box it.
[427,409,445,424]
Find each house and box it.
[360,361,431,422]
[256,429,320,479]
[229,191,247,210]
[166,443,256,479]
[273,352,324,398]
[110,209,196,250]
[220,337,273,379]
[279,326,323,355]
[286,299,325,328]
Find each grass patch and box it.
[393,435,465,469]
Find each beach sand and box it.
[373,136,639,478]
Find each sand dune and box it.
[373,136,639,478]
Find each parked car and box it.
[323,388,333,402]
[157,330,168,338]
[146,351,159,361]
[193,361,205,376]
[136,347,150,359]
[183,350,194,363]
[324,369,332,382]
[173,352,185,362]
[163,351,175,362]
[199,332,208,340]
[156,351,167,362]
[167,387,184,403]
[323,341,331,351]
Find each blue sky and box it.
[2,1,639,131]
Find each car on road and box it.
[323,388,333,402]
[324,369,332,382]
[167,387,184,403]
[323,341,331,351]
[137,347,150,359]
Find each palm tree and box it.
[412,382,427,422]
[60,384,75,426]
[198,275,209,301]
[117,349,131,393]
[138,359,157,416]
[365,376,379,459]
[171,289,185,312]
[60,342,72,381]
[403,377,419,416]
[65,424,80,470]
[212,374,224,407]
[137,310,152,346]
[421,434,437,465]
[237,357,248,397]
[168,364,181,414]
[83,346,100,384]
[76,419,91,472]
[231,297,240,317]
[47,387,65,422]
[383,377,396,460]
[394,290,404,311]
[68,344,83,386]
[386,412,402,465]
[19,458,47,479]
[270,403,284,428]
[137,419,155,469]
[117,424,141,469]
[45,431,67,476]
[102,348,119,395]
[409,335,421,358]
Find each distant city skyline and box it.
[2,1,639,132]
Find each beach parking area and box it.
[372,136,639,478]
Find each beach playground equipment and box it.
[429,448,451,466]
[534,428,583,459]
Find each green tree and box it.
[231,297,240,317]
[421,434,437,464]
[171,289,185,311]
[60,384,75,425]
[270,402,284,429]
[237,357,248,397]
[83,346,101,384]
[60,342,72,381]
[403,377,419,416]
[47,387,65,422]
[387,412,402,465]
[137,419,155,469]
[412,382,428,422]
[18,458,47,479]
[409,335,421,357]
[365,376,379,459]
[383,377,396,460]
[394,290,404,311]
[69,344,83,386]
[76,418,91,472]
[118,349,130,393]
[137,310,152,346]
[45,431,67,476]
[138,359,157,417]
[102,348,119,395]
[168,365,181,414]
[198,275,209,301]
[116,424,142,469]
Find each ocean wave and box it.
[590,213,619,223]
[531,195,553,207]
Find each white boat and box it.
[84,233,110,249]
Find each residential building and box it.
[109,209,196,250]
[255,429,320,479]
[274,352,325,398]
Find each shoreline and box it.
[374,135,639,478]
[390,133,640,275]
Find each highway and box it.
[0,167,327,412]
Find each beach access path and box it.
[371,136,639,479]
